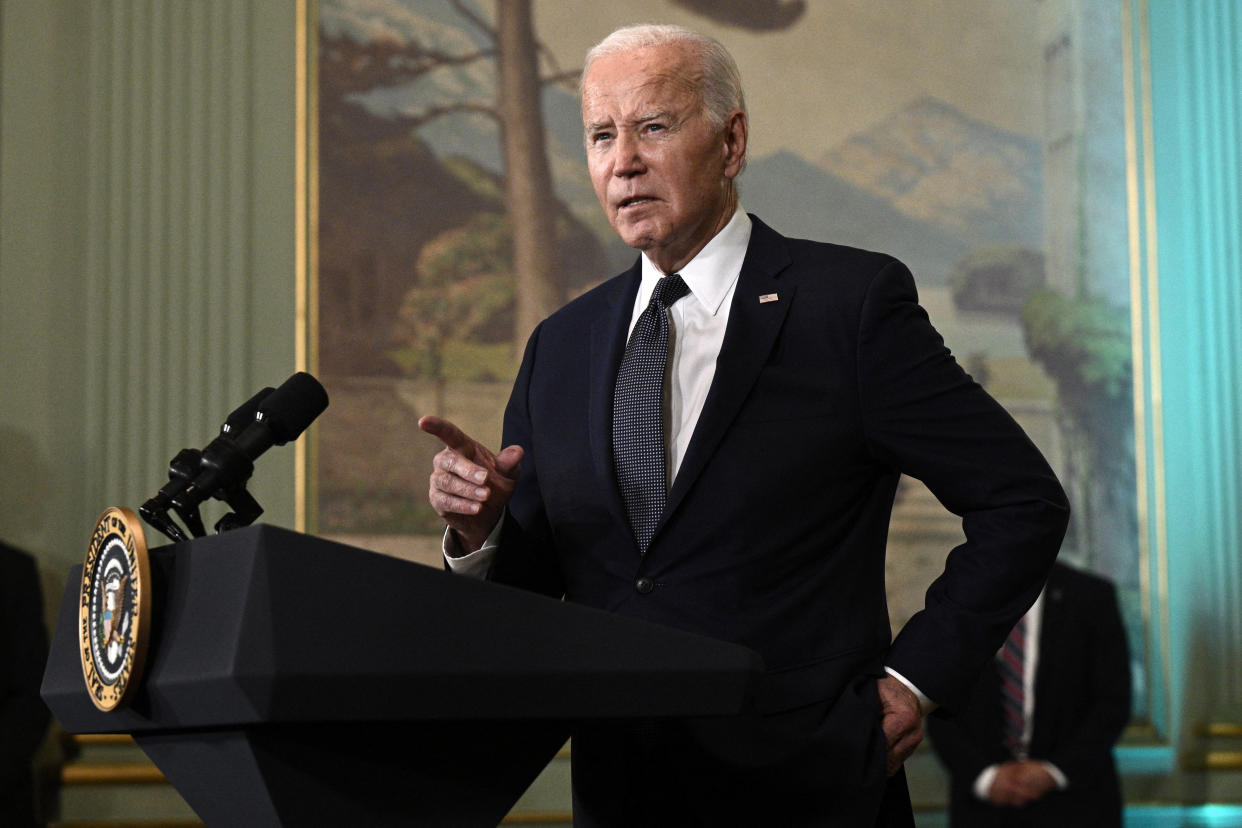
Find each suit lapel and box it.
[589,262,642,532]
[661,219,795,528]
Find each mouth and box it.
[618,196,656,210]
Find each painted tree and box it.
[321,0,578,362]
[322,0,807,362]
[1021,287,1134,575]
[390,214,514,415]
[495,0,563,354]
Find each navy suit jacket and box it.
[487,216,1069,819]
[927,563,1131,828]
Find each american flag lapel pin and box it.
[759,293,779,304]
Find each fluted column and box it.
[1147,0,1242,722]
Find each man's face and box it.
[581,44,746,274]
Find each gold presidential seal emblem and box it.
[79,507,151,711]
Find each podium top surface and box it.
[43,525,763,733]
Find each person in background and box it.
[927,561,1131,827]
[422,23,1069,826]
[1,540,51,828]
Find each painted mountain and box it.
[820,97,1042,277]
[413,94,1046,288]
[741,150,969,284]
[745,97,1042,285]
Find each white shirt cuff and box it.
[884,666,936,715]
[973,764,1000,800]
[442,516,503,579]
[1039,760,1068,789]
[971,761,1067,801]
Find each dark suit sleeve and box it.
[488,322,567,599]
[855,261,1070,712]
[1041,576,1131,785]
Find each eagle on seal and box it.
[100,573,131,650]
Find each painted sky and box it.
[532,0,1046,159]
[325,0,1048,162]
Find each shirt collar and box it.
[638,208,752,317]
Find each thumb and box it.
[494,445,524,478]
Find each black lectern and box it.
[43,526,762,825]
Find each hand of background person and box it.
[877,675,924,777]
[987,760,1058,807]
[419,415,523,553]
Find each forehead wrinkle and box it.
[625,71,701,119]
[642,65,701,97]
[581,50,704,123]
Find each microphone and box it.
[171,372,329,518]
[139,386,275,541]
[140,373,329,541]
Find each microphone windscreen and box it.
[255,372,329,444]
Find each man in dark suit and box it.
[927,562,1131,827]
[421,23,1069,826]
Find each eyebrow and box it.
[585,110,673,134]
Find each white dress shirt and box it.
[628,208,749,481]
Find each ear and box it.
[722,110,748,179]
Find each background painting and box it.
[315,0,1142,717]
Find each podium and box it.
[42,526,763,825]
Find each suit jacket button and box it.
[635,577,655,594]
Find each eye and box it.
[589,130,613,145]
[644,122,666,134]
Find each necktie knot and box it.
[651,273,689,310]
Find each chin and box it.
[616,218,669,248]
[612,226,657,252]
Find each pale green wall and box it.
[0,1,92,573]
[0,0,303,588]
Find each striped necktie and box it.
[998,615,1028,758]
[612,274,690,554]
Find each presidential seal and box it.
[79,506,151,712]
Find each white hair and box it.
[581,24,747,130]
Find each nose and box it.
[613,130,645,178]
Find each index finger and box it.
[418,415,474,451]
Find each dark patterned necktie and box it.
[612,274,690,554]
[998,615,1028,758]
